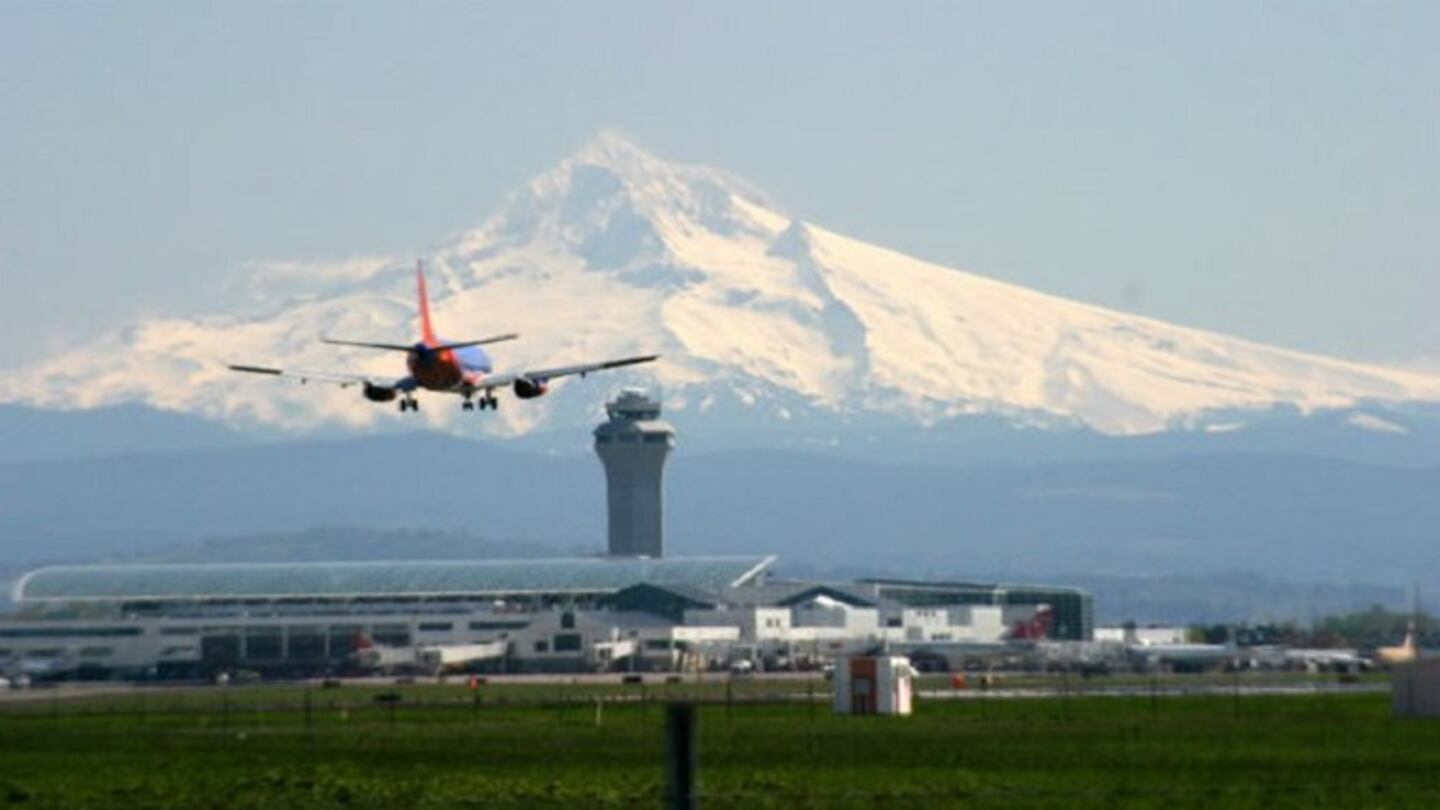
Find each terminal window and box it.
[287,631,325,661]
[372,625,411,647]
[470,621,528,631]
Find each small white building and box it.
[684,606,793,644]
[833,656,915,716]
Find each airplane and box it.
[3,654,70,684]
[1280,647,1370,672]
[1125,641,1237,671]
[229,260,659,412]
[1007,605,1053,641]
[1375,624,1420,667]
[351,633,506,674]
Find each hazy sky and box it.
[3,2,1437,370]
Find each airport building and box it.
[2,558,1090,678]
[0,390,1093,680]
[3,556,770,677]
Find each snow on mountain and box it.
[5,132,1440,437]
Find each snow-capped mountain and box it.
[5,132,1439,437]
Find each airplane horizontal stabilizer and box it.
[320,338,417,352]
[431,334,520,351]
[321,334,520,352]
[227,364,283,375]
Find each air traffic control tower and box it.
[594,389,674,557]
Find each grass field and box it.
[2,679,1438,808]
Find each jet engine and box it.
[513,377,549,399]
[363,382,397,403]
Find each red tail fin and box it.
[1009,605,1053,641]
[416,259,438,345]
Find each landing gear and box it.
[398,397,419,413]
[468,394,499,412]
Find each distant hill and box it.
[2,432,1436,601]
[7,397,1440,472]
[1059,572,1408,626]
[0,433,603,564]
[0,403,261,464]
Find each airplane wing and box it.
[227,364,405,389]
[471,354,660,391]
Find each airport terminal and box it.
[0,390,1091,680]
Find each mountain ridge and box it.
[4,133,1437,437]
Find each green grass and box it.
[2,683,1438,808]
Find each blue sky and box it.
[2,2,1437,369]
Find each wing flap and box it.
[228,364,386,388]
[471,354,659,391]
[523,354,660,382]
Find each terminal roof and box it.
[14,556,776,604]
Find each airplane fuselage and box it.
[406,340,493,392]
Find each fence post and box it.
[664,703,698,810]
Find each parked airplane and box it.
[1375,624,1420,666]
[1007,605,1053,641]
[1280,648,1370,672]
[4,654,70,682]
[229,261,659,412]
[351,633,505,674]
[1126,641,1236,671]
